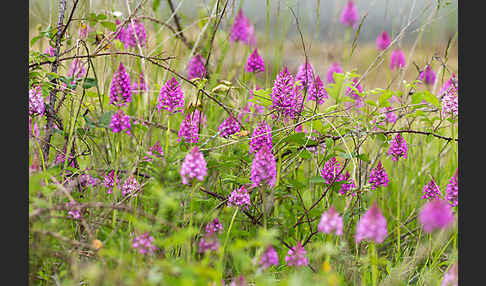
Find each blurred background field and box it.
[29,0,457,91]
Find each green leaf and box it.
[152,0,161,11]
[326,73,345,102]
[99,111,115,128]
[324,104,338,113]
[325,138,334,149]
[357,153,370,163]
[299,149,312,160]
[378,90,393,107]
[309,176,327,184]
[101,21,117,32]
[422,90,440,108]
[248,88,272,107]
[82,78,97,89]
[365,100,377,107]
[30,35,44,47]
[411,92,424,104]
[282,133,306,145]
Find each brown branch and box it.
[29,51,174,69]
[41,0,68,167]
[59,0,80,42]
[369,129,458,142]
[167,0,191,49]
[204,0,228,73]
[138,15,193,49]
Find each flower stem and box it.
[219,207,239,280]
[165,114,171,156]
[370,242,378,286]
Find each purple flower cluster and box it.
[285,242,309,267]
[419,65,436,86]
[118,20,147,48]
[368,161,389,190]
[187,54,206,80]
[307,75,328,105]
[340,1,359,28]
[441,263,458,286]
[230,9,255,45]
[45,45,55,56]
[295,62,315,88]
[422,179,441,201]
[132,232,157,254]
[390,49,406,70]
[180,146,207,185]
[249,121,273,154]
[144,141,164,161]
[250,144,277,187]
[121,176,140,196]
[104,170,119,194]
[320,157,343,184]
[178,111,204,143]
[246,49,265,73]
[199,235,220,253]
[270,67,302,119]
[68,59,87,82]
[205,218,224,234]
[440,74,458,117]
[157,77,184,113]
[418,199,454,233]
[228,186,251,209]
[218,116,240,138]
[355,202,388,243]
[338,171,356,196]
[110,62,132,106]
[376,30,391,51]
[327,62,343,83]
[387,133,408,161]
[384,107,398,124]
[228,275,247,286]
[317,206,343,235]
[345,78,364,109]
[78,23,91,39]
[55,148,76,168]
[445,170,458,207]
[66,201,81,219]
[132,71,147,93]
[78,173,99,189]
[29,85,45,116]
[259,246,279,269]
[110,110,131,134]
[199,218,222,254]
